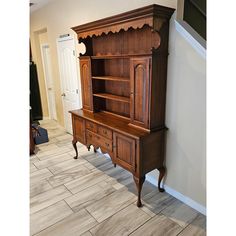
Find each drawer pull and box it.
[105,143,109,147]
[103,130,107,135]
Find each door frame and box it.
[40,43,57,120]
[56,35,81,132]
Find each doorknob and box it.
[61,93,66,97]
[48,87,52,91]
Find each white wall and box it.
[30,0,206,212]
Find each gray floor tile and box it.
[30,201,73,235]
[30,185,72,214]
[161,200,199,228]
[35,209,97,236]
[65,181,116,212]
[86,187,136,223]
[90,204,150,236]
[130,214,183,236]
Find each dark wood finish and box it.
[80,58,93,112]
[130,57,150,128]
[133,175,146,207]
[92,76,129,82]
[71,4,175,207]
[113,132,136,173]
[72,138,78,159]
[72,116,86,144]
[157,166,165,192]
[93,93,130,103]
[97,125,112,140]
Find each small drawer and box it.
[86,121,97,133]
[86,130,112,152]
[98,137,112,152]
[98,126,112,140]
[86,130,94,141]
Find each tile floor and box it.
[30,120,206,236]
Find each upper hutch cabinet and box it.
[70,4,175,207]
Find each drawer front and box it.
[97,126,112,140]
[86,130,112,152]
[86,121,97,133]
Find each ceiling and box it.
[30,0,57,13]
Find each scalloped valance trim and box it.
[77,17,153,39]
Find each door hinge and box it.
[76,89,79,94]
[73,50,75,56]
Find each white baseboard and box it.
[146,174,206,216]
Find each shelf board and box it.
[92,76,130,82]
[93,93,130,103]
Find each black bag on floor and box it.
[32,124,49,145]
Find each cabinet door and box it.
[80,58,93,111]
[72,115,85,144]
[130,57,150,128]
[113,132,136,172]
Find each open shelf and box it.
[93,93,130,103]
[92,76,130,82]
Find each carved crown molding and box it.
[72,4,175,39]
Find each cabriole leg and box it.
[133,175,145,207]
[157,166,165,192]
[94,147,97,153]
[72,138,78,159]
[87,145,91,151]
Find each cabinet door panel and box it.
[80,58,93,111]
[130,57,150,128]
[72,115,85,144]
[113,132,136,172]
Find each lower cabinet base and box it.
[71,141,166,207]
[70,110,167,207]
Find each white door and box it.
[57,36,82,134]
[41,44,57,120]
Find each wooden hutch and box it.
[70,4,175,207]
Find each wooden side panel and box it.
[130,57,150,128]
[113,132,136,173]
[140,129,166,175]
[79,58,93,111]
[72,115,86,144]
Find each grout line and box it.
[175,213,201,236]
[46,168,55,176]
[84,207,99,223]
[127,216,153,236]
[63,184,74,195]
[63,199,74,212]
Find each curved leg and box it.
[157,167,165,192]
[87,145,91,151]
[72,138,78,159]
[133,175,145,207]
[94,147,97,153]
[114,163,116,168]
